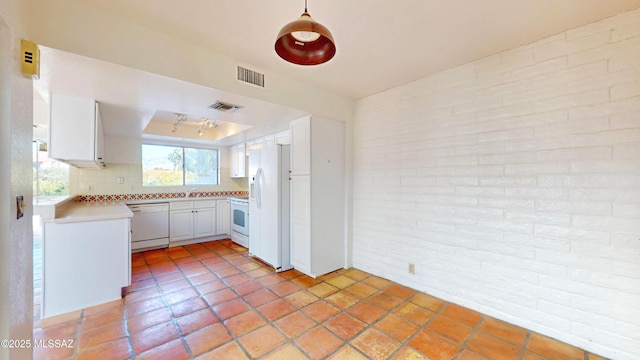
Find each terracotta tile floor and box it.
[33,239,609,360]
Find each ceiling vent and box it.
[208,101,243,113]
[237,66,265,88]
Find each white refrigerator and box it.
[248,144,292,272]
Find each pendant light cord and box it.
[304,0,308,12]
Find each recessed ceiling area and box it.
[143,110,253,143]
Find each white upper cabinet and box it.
[49,93,105,168]
[289,116,311,175]
[230,143,246,178]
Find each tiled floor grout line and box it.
[70,311,84,359]
[121,300,135,359]
[519,331,532,360]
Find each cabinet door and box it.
[216,200,230,235]
[289,116,311,175]
[170,210,194,242]
[275,130,290,145]
[230,144,246,178]
[290,175,312,275]
[49,93,96,161]
[194,207,216,238]
[94,103,105,166]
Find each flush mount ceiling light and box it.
[274,0,336,66]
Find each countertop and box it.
[53,201,133,224]
[33,195,75,207]
[38,195,247,223]
[125,196,238,205]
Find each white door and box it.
[290,175,311,275]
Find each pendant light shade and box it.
[275,2,336,66]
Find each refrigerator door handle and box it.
[256,167,263,209]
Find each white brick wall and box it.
[352,9,640,360]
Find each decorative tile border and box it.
[77,191,249,202]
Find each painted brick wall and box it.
[352,9,640,359]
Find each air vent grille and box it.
[21,39,40,79]
[237,66,265,88]
[208,101,243,113]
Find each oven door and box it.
[231,202,249,236]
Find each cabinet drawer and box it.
[194,200,216,209]
[170,201,194,210]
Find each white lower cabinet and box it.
[290,175,312,275]
[170,209,194,241]
[43,218,130,318]
[216,199,230,235]
[194,206,216,238]
[170,200,217,242]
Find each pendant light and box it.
[274,0,336,66]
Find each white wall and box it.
[0,1,34,359]
[352,9,640,360]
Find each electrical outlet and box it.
[408,263,415,274]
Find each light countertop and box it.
[38,195,247,223]
[53,201,133,224]
[33,195,74,207]
[125,196,236,205]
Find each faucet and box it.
[186,187,197,198]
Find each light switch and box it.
[117,177,124,184]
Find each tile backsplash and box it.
[76,190,248,202]
[69,163,248,197]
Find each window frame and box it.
[141,143,220,187]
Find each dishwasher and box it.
[128,203,169,253]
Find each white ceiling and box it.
[33,0,640,145]
[75,0,640,99]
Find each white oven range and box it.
[230,197,249,247]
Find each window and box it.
[142,144,219,186]
[33,140,69,196]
